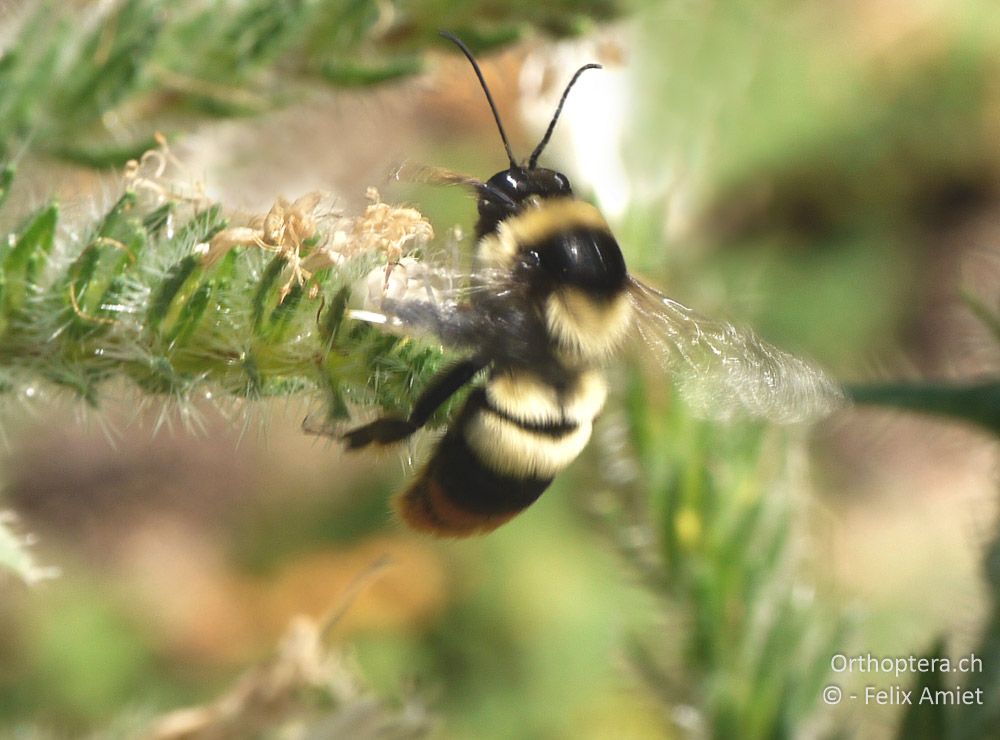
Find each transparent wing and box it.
[357,256,511,315]
[627,277,844,423]
[348,252,525,356]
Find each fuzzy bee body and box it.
[338,34,843,537]
[397,199,630,536]
[348,194,632,536]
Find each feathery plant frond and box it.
[0,143,450,582]
[586,370,845,739]
[0,0,625,166]
[0,143,449,428]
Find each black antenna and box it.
[440,31,517,169]
[528,63,601,169]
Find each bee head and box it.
[485,166,572,202]
[440,32,600,237]
[476,166,572,236]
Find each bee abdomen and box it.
[395,422,553,537]
[395,371,605,537]
[463,402,593,479]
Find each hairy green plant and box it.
[0,153,453,582]
[0,0,624,166]
[578,369,845,739]
[0,168,444,415]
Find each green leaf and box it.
[142,201,174,237]
[846,382,1000,435]
[252,254,294,338]
[319,285,351,347]
[0,6,62,158]
[170,203,227,247]
[52,0,162,124]
[149,249,238,349]
[64,191,146,335]
[0,165,14,214]
[0,203,59,325]
[321,56,423,87]
[897,639,950,740]
[148,254,200,336]
[441,25,522,53]
[48,135,162,169]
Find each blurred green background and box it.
[1,0,999,738]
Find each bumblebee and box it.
[341,33,842,537]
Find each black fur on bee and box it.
[343,33,629,536]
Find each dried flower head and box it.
[308,187,434,285]
[123,132,210,213]
[196,187,433,303]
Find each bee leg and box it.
[342,417,418,449]
[342,355,490,450]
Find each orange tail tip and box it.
[395,476,518,538]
